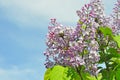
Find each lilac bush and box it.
[44,0,120,80]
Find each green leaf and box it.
[101,69,110,80]
[99,52,106,63]
[115,68,120,80]
[113,35,120,48]
[50,65,66,80]
[65,67,81,80]
[44,65,81,80]
[108,48,120,58]
[86,74,102,80]
[44,68,51,80]
[99,27,113,37]
[111,58,120,64]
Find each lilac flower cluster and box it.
[112,0,120,34]
[44,0,120,76]
[44,3,100,75]
[44,18,100,75]
[44,19,85,68]
[90,0,110,26]
[76,2,100,75]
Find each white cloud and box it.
[0,66,39,80]
[0,0,117,29]
[0,0,90,28]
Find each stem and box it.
[105,36,110,71]
[82,48,85,59]
[105,61,109,71]
[75,66,83,80]
[95,75,98,80]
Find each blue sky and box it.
[0,0,116,80]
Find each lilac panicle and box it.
[45,19,85,68]
[111,0,120,34]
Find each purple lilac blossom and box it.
[44,0,120,76]
[90,0,111,27]
[112,0,120,34]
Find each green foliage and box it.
[99,26,120,48]
[99,27,113,37]
[44,68,51,80]
[115,68,120,80]
[98,27,120,80]
[44,65,81,80]
[44,65,103,80]
[101,69,115,80]
[86,74,102,80]
[99,47,120,80]
[81,71,102,80]
[108,48,120,58]
[113,35,120,48]
[99,48,120,63]
[100,64,120,80]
